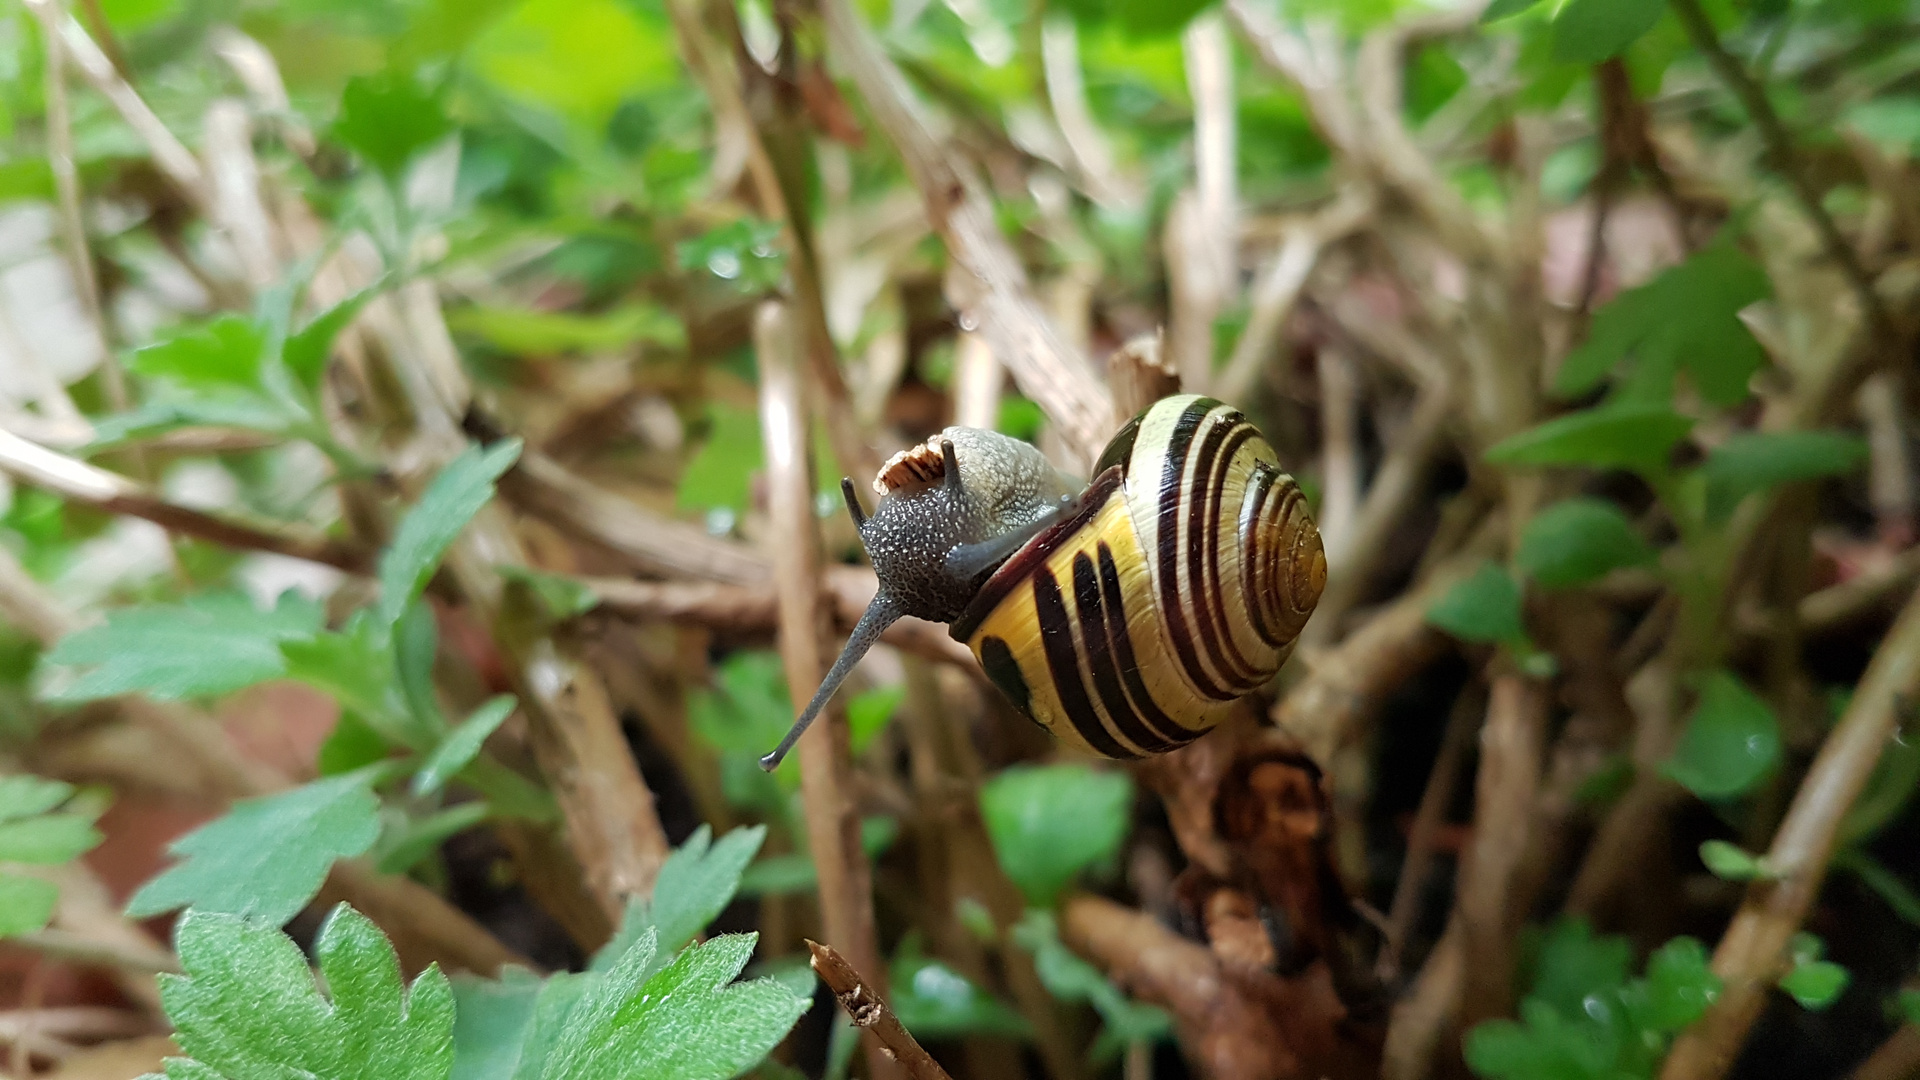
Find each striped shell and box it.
[950,395,1324,757]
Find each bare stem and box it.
[807,940,954,1080]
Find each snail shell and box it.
[760,394,1323,768]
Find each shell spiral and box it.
[952,395,1325,758]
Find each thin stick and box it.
[1454,674,1547,1029]
[1107,331,1179,423]
[1381,683,1482,979]
[21,0,208,210]
[807,940,953,1080]
[1660,584,1920,1080]
[1800,544,1920,632]
[11,930,179,976]
[35,1,122,411]
[1215,188,1371,407]
[1851,1024,1920,1080]
[759,302,897,1080]
[0,425,373,572]
[817,0,1114,463]
[951,332,1003,431]
[1040,15,1138,209]
[1315,345,1362,559]
[1669,0,1905,427]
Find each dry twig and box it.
[1660,584,1920,1080]
[757,302,897,1080]
[807,939,954,1080]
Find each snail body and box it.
[760,394,1324,769]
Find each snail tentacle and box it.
[759,592,903,772]
[840,476,867,529]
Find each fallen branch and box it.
[1660,583,1920,1080]
[808,939,953,1080]
[0,425,373,573]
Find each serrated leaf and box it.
[334,72,453,178]
[1516,498,1654,588]
[593,824,768,978]
[447,965,596,1080]
[0,775,106,937]
[1663,671,1781,800]
[1701,431,1868,522]
[1779,959,1850,1010]
[150,905,454,1080]
[0,775,78,822]
[1487,404,1695,475]
[38,591,323,703]
[281,614,414,741]
[1552,0,1664,63]
[127,772,382,925]
[414,696,517,796]
[981,764,1134,907]
[1555,245,1771,406]
[1427,562,1527,645]
[0,812,102,864]
[378,441,524,629]
[320,712,396,776]
[540,930,808,1080]
[1699,840,1770,881]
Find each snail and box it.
[760,394,1325,770]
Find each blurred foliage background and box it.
[0,0,1918,1078]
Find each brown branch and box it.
[1040,15,1140,209]
[1453,674,1547,1030]
[1107,332,1179,423]
[1800,544,1920,632]
[1851,1024,1920,1080]
[0,425,373,572]
[1660,583,1920,1080]
[1668,0,1907,414]
[758,302,897,1080]
[1381,684,1481,980]
[817,0,1114,463]
[807,939,954,1080]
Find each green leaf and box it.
[891,945,1031,1040]
[735,818,899,898]
[281,613,420,746]
[1840,719,1920,844]
[1551,0,1664,63]
[1845,96,1920,152]
[1487,403,1695,475]
[445,304,685,354]
[0,775,102,938]
[677,402,765,514]
[379,441,525,629]
[333,72,453,178]
[1699,840,1771,881]
[540,931,808,1080]
[1900,988,1920,1028]
[0,875,60,938]
[376,802,491,874]
[129,316,269,391]
[980,764,1134,907]
[1779,960,1850,1011]
[1528,917,1631,1020]
[689,651,799,809]
[1481,0,1545,22]
[127,771,382,925]
[1640,936,1720,1031]
[414,696,518,797]
[1426,562,1527,645]
[847,684,905,756]
[498,566,601,621]
[1555,245,1771,406]
[151,905,454,1080]
[1663,671,1781,800]
[38,591,323,703]
[320,712,395,776]
[1012,910,1171,1051]
[1701,431,1868,523]
[1516,498,1654,588]
[285,286,383,391]
[593,824,768,979]
[674,220,788,293]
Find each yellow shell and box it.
[950,395,1324,757]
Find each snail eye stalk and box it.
[840,476,867,529]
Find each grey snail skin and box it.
[760,394,1326,771]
